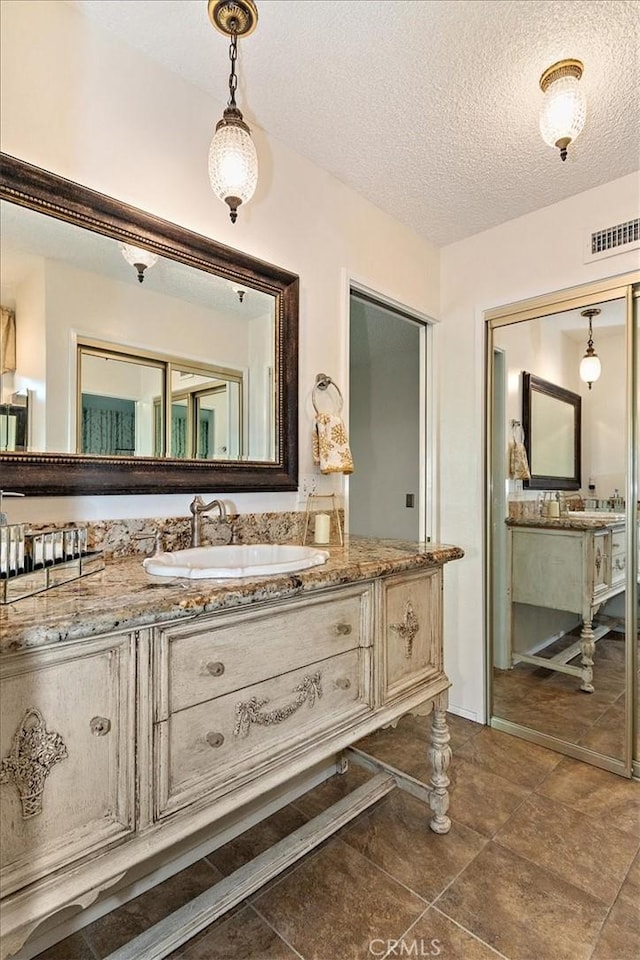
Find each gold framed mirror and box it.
[0,153,299,495]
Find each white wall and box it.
[441,172,640,720]
[1,0,439,524]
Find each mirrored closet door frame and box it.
[484,271,639,778]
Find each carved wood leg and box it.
[428,697,451,834]
[579,618,595,693]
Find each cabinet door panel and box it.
[0,635,135,895]
[381,569,442,703]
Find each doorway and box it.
[485,274,639,777]
[349,290,430,541]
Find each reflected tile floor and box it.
[34,715,640,960]
[493,630,637,760]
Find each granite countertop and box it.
[0,536,464,654]
[506,516,625,530]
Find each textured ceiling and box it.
[67,0,640,247]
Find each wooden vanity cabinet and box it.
[0,567,452,960]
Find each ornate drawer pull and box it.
[335,677,351,690]
[206,661,225,677]
[234,672,322,739]
[0,708,68,819]
[206,732,225,748]
[335,623,352,636]
[390,600,420,658]
[90,716,111,737]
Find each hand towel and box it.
[509,439,531,480]
[313,413,354,474]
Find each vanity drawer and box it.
[158,585,373,717]
[611,527,625,558]
[154,647,372,818]
[379,568,442,703]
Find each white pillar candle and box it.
[314,513,331,544]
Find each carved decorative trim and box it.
[0,708,68,818]
[234,673,322,738]
[390,601,420,658]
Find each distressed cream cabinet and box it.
[1,567,452,960]
[508,522,626,692]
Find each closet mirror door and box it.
[488,290,634,773]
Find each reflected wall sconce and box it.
[121,244,159,283]
[207,0,259,223]
[539,58,585,161]
[579,307,601,390]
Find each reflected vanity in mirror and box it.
[522,372,581,490]
[0,153,298,494]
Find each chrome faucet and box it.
[189,496,227,547]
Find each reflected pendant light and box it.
[121,244,159,283]
[539,59,586,161]
[579,307,602,390]
[207,0,259,223]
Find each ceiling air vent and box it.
[585,217,640,263]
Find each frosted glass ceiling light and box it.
[579,307,601,390]
[539,59,585,161]
[121,244,159,283]
[208,0,259,224]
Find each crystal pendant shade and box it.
[208,114,258,222]
[539,76,586,149]
[120,244,159,283]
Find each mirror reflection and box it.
[490,298,630,764]
[0,198,276,462]
[523,372,580,486]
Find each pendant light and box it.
[121,244,158,283]
[207,0,259,223]
[579,307,601,390]
[539,59,586,161]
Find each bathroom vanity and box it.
[507,515,627,692]
[0,536,462,960]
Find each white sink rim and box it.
[143,544,330,579]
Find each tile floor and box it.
[34,715,640,960]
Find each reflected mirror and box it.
[0,154,298,494]
[523,372,581,490]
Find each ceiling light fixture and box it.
[207,0,259,224]
[579,307,601,390]
[539,58,585,161]
[121,244,159,283]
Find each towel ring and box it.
[312,373,343,414]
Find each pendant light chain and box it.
[227,25,238,108]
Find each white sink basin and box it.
[143,544,330,579]
[567,511,626,523]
